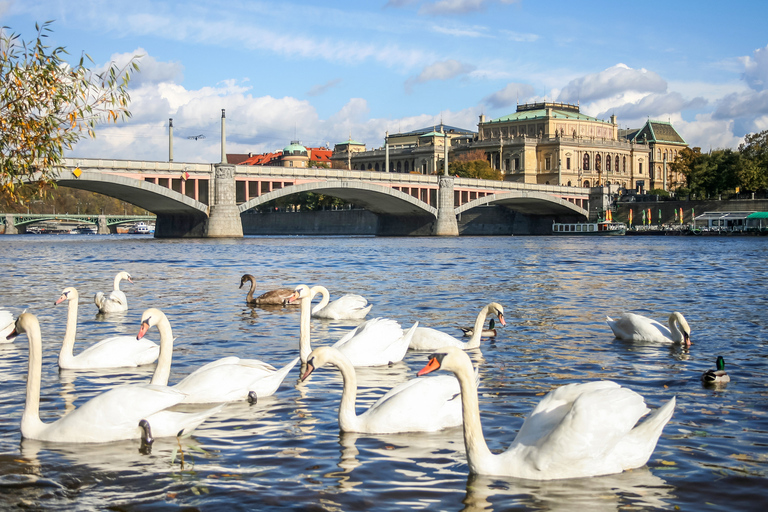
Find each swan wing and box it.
[144,403,226,438]
[334,318,415,366]
[409,326,464,351]
[359,374,462,433]
[67,336,160,369]
[33,384,187,443]
[254,288,295,305]
[174,358,283,403]
[512,381,650,478]
[314,294,371,320]
[0,310,15,342]
[606,313,672,342]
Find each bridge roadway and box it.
[5,158,594,237]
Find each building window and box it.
[583,153,590,171]
[639,163,643,175]
[566,157,571,170]
[606,155,611,172]
[595,154,602,171]
[623,156,626,173]
[545,157,551,171]
[615,156,620,173]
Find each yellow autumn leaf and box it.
[730,454,751,461]
[660,460,676,466]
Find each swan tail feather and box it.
[617,396,676,470]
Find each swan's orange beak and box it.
[287,291,300,304]
[684,333,691,347]
[54,294,67,306]
[497,313,506,327]
[137,320,150,340]
[5,328,18,341]
[418,357,441,376]
[300,362,315,381]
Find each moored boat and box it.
[552,220,626,235]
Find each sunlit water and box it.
[0,234,766,511]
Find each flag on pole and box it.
[679,207,684,224]
[658,208,662,225]
[629,209,633,226]
[642,209,646,225]
[674,209,678,223]
[648,208,652,225]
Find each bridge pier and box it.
[204,164,243,238]
[432,176,459,236]
[4,214,19,234]
[97,215,111,235]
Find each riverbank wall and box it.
[612,198,768,225]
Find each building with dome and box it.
[230,141,331,168]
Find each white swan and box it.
[418,346,676,480]
[310,285,372,320]
[288,284,416,367]
[56,287,159,369]
[409,302,505,351]
[606,312,691,347]
[8,312,220,444]
[139,308,299,403]
[1,309,15,343]
[301,346,464,433]
[94,271,133,313]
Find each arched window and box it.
[623,156,627,173]
[595,153,602,172]
[397,161,402,172]
[375,163,380,172]
[606,155,611,172]
[583,153,590,170]
[615,155,620,173]
[404,161,410,172]
[583,180,590,187]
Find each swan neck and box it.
[59,296,79,366]
[299,295,312,363]
[22,320,45,438]
[333,353,360,432]
[113,274,122,291]
[668,315,682,342]
[455,359,494,472]
[150,317,174,386]
[311,286,330,315]
[246,278,256,302]
[465,308,489,349]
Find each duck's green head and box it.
[716,356,726,371]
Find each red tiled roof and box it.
[308,147,332,162]
[241,152,282,166]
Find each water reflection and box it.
[462,469,674,511]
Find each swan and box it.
[139,308,299,403]
[417,346,676,480]
[309,285,372,320]
[240,274,296,306]
[701,356,730,385]
[288,284,416,367]
[460,318,498,338]
[606,312,691,347]
[300,346,465,433]
[7,312,221,444]
[55,287,159,369]
[409,302,505,351]
[94,271,132,313]
[1,309,15,343]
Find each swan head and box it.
[287,284,312,304]
[117,271,133,284]
[55,287,79,305]
[239,274,255,289]
[6,312,38,341]
[487,302,506,326]
[670,312,691,347]
[417,346,470,377]
[138,308,166,340]
[300,346,338,381]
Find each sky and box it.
[3,0,768,164]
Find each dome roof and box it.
[283,141,307,155]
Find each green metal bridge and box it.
[2,213,156,234]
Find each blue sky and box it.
[3,0,768,163]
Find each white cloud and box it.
[405,59,476,92]
[483,82,536,109]
[420,0,487,15]
[558,64,667,104]
[742,44,768,91]
[307,78,343,97]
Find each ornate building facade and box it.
[330,102,688,193]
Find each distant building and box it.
[230,141,333,168]
[330,103,688,193]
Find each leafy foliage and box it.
[449,150,503,180]
[1,21,139,204]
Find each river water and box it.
[0,234,766,511]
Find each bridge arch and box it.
[50,171,208,215]
[455,190,588,217]
[238,180,438,217]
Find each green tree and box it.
[737,130,768,192]
[1,21,139,204]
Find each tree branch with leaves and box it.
[1,21,140,203]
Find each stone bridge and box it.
[5,158,594,237]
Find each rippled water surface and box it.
[0,234,766,511]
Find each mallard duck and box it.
[701,356,730,385]
[460,318,497,338]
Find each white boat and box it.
[552,220,626,236]
[129,222,152,234]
